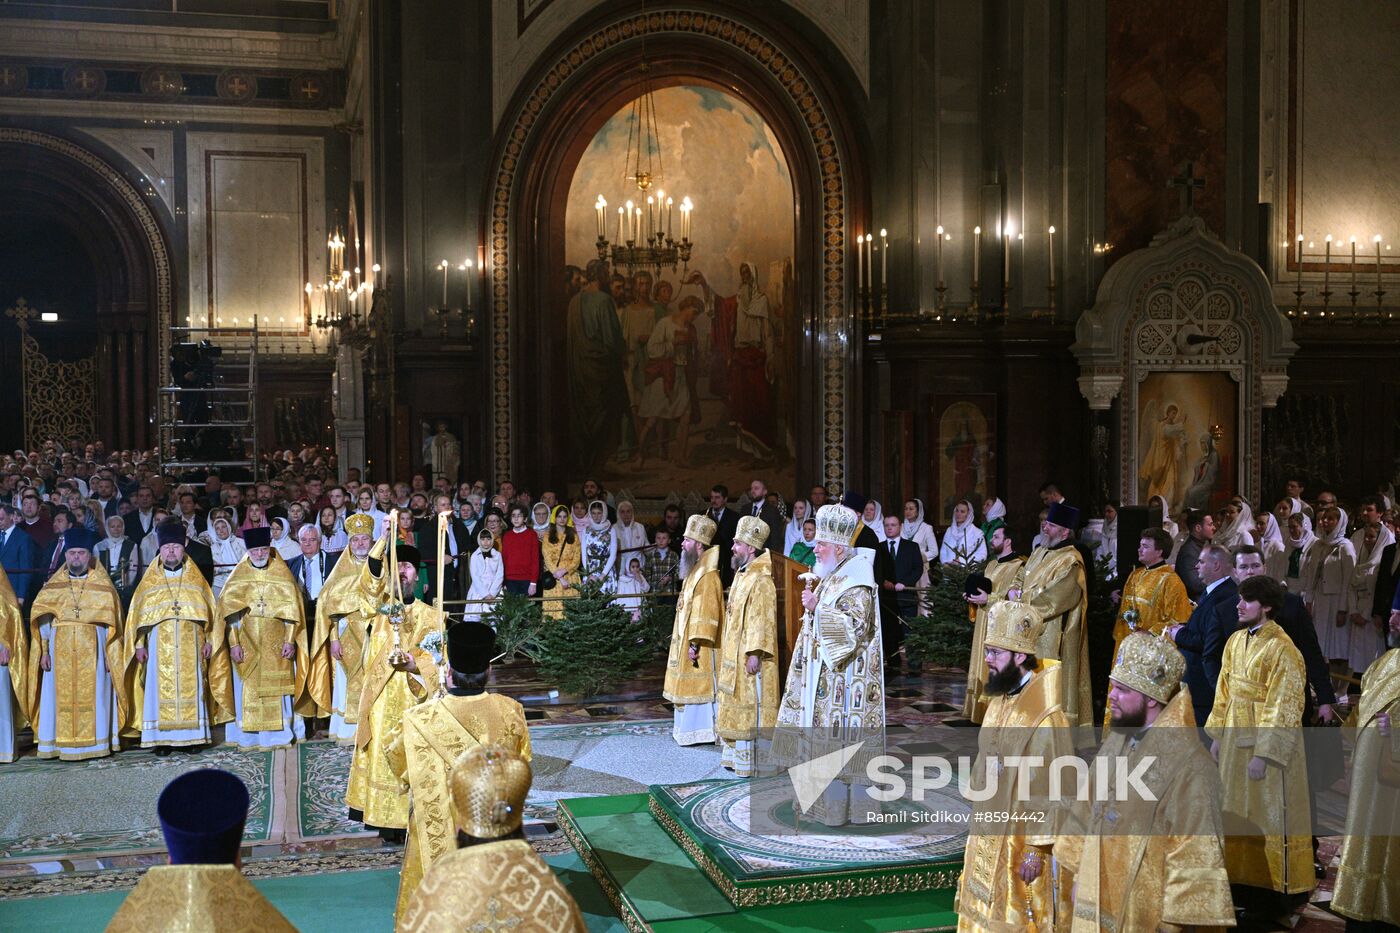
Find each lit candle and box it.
[1323,234,1332,295]
[880,228,888,289]
[617,206,625,243]
[666,197,674,239]
[1003,222,1014,288]
[634,207,643,244]
[856,231,864,291]
[440,259,449,307]
[595,196,606,238]
[973,226,981,285]
[865,234,874,290]
[646,196,655,240]
[1295,234,1304,291]
[625,201,634,241]
[1376,234,1384,296]
[1047,226,1056,287]
[1350,235,1358,291]
[935,225,945,285]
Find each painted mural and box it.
[563,85,797,499]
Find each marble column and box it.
[333,341,366,479]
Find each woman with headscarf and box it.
[1148,494,1178,540]
[1213,498,1256,550]
[270,517,301,562]
[580,499,618,589]
[205,512,246,597]
[1347,519,1396,676]
[530,501,553,538]
[1302,506,1357,664]
[614,500,649,555]
[1088,502,1119,577]
[238,501,269,539]
[860,499,883,535]
[981,497,1007,529]
[940,499,988,566]
[901,498,939,609]
[1283,513,1316,592]
[1253,509,1287,583]
[783,499,813,558]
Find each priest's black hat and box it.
[395,544,422,567]
[1046,501,1081,531]
[156,520,187,547]
[62,528,97,553]
[840,490,868,514]
[963,573,994,598]
[243,526,272,550]
[157,769,249,865]
[447,621,497,675]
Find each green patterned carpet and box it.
[0,747,274,862]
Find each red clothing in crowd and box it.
[500,526,541,583]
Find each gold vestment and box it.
[0,565,24,757]
[397,840,585,933]
[1332,648,1400,923]
[1104,562,1191,727]
[217,555,313,732]
[385,692,531,919]
[1010,543,1094,733]
[715,550,779,741]
[105,864,295,932]
[1204,619,1314,895]
[307,551,377,723]
[662,546,724,705]
[965,555,1024,723]
[26,566,126,758]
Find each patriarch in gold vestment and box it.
[108,768,295,933]
[663,513,724,746]
[25,529,126,760]
[1205,574,1314,915]
[386,621,531,920]
[1058,632,1235,932]
[963,522,1024,723]
[715,516,779,777]
[0,564,24,763]
[347,531,442,831]
[955,601,1074,932]
[121,521,233,750]
[1007,501,1094,738]
[1332,620,1400,928]
[1103,527,1192,728]
[308,513,379,742]
[216,527,312,749]
[398,745,585,933]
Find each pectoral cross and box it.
[1168,162,1205,217]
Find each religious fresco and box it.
[1135,371,1237,512]
[931,396,996,524]
[562,85,796,499]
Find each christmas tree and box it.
[905,561,982,668]
[481,592,543,661]
[533,581,654,699]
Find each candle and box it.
[1376,235,1384,296]
[1323,234,1332,295]
[646,196,655,240]
[595,196,606,238]
[1003,222,1014,287]
[666,197,674,239]
[617,206,624,243]
[634,207,643,244]
[880,228,888,289]
[440,259,449,307]
[1295,234,1304,290]
[865,234,874,291]
[1047,226,1056,287]
[935,225,945,285]
[462,260,472,310]
[1350,235,1358,291]
[856,231,863,291]
[625,201,634,241]
[973,226,981,285]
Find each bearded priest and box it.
[308,512,380,742]
[663,514,724,747]
[122,520,233,754]
[25,528,126,760]
[716,515,779,776]
[217,526,312,749]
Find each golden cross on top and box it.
[5,297,36,332]
[1168,162,1205,217]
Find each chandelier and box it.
[310,226,375,348]
[593,64,694,275]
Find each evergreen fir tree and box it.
[905,561,982,668]
[533,581,653,699]
[481,592,544,661]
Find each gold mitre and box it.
[734,515,770,550]
[1110,631,1186,704]
[344,513,375,537]
[814,504,860,546]
[450,744,531,840]
[684,513,717,546]
[982,601,1047,655]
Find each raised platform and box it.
[558,783,965,932]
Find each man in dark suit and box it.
[1168,543,1237,727]
[706,484,740,585]
[174,491,208,538]
[0,504,38,605]
[124,485,160,545]
[740,479,786,555]
[1373,535,1400,633]
[287,523,341,634]
[875,514,924,670]
[1173,509,1216,600]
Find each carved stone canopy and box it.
[1071,215,1297,504]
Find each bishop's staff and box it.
[435,510,449,639]
[383,509,409,665]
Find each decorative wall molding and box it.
[0,19,338,70]
[0,95,341,126]
[74,126,176,213]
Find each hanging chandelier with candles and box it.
[593,64,694,275]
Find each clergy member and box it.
[1008,500,1094,737]
[217,527,311,749]
[386,621,530,919]
[308,512,380,742]
[1057,632,1235,931]
[0,563,27,763]
[715,515,778,777]
[662,513,723,746]
[1330,612,1400,928]
[25,528,126,760]
[1103,527,1191,726]
[1205,574,1315,920]
[346,525,441,839]
[106,769,295,932]
[122,520,234,754]
[774,503,883,826]
[962,520,1024,723]
[398,745,586,933]
[954,601,1074,931]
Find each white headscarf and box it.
[270,517,301,561]
[902,498,928,540]
[1287,513,1316,550]
[1256,511,1285,552]
[982,497,1007,524]
[531,502,553,535]
[586,499,611,535]
[1319,507,1349,546]
[1287,497,1308,516]
[1214,500,1256,549]
[1353,522,1397,586]
[941,499,988,565]
[1150,495,1179,539]
[861,501,883,531]
[784,499,812,556]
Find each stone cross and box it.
[1168,162,1205,217]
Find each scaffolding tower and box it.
[158,318,259,484]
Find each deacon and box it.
[0,563,26,763]
[398,745,586,933]
[954,602,1074,931]
[715,515,779,777]
[1330,611,1400,928]
[107,769,296,932]
[662,513,724,747]
[774,503,883,826]
[25,528,126,760]
[216,526,311,749]
[346,527,441,838]
[1205,574,1315,920]
[1103,527,1191,726]
[1057,632,1234,931]
[122,520,234,754]
[387,621,531,918]
[1007,500,1094,736]
[308,512,380,742]
[962,520,1024,723]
